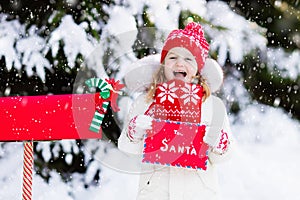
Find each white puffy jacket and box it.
[118,93,235,200]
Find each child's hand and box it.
[135,115,153,130]
[203,126,222,148]
[127,115,153,142]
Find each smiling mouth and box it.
[173,71,187,78]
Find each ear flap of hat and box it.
[124,54,161,92]
[201,58,224,93]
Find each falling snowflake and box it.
[180,83,201,104]
[157,81,179,103]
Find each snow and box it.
[16,29,51,79]
[180,0,207,17]
[0,16,23,70]
[103,6,137,38]
[146,0,181,30]
[204,1,268,65]
[266,47,300,79]
[101,5,138,81]
[0,0,299,199]
[124,0,144,16]
[220,113,300,199]
[223,71,252,110]
[49,15,95,68]
[36,142,52,162]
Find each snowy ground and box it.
[219,104,300,200]
[0,103,299,200]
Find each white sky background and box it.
[0,0,299,199]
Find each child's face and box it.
[163,47,198,83]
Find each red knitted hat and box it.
[160,22,209,72]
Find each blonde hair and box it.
[146,65,211,103]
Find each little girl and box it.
[118,22,234,200]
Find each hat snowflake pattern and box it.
[160,22,209,71]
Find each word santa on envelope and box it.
[143,79,209,170]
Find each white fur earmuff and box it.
[201,58,224,93]
[124,54,160,92]
[124,55,223,93]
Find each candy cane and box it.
[85,78,111,94]
[89,101,109,133]
[85,78,111,133]
[22,141,34,200]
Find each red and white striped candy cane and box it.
[22,141,34,200]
